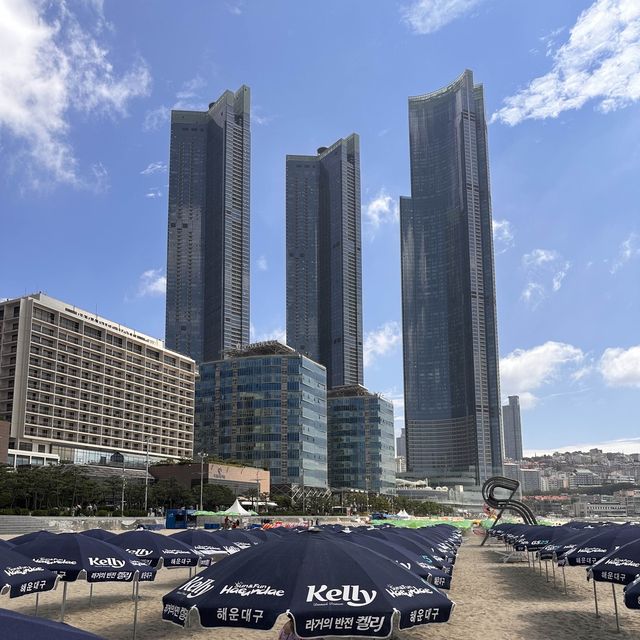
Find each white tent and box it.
[221,499,254,517]
[395,509,410,519]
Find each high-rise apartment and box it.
[502,395,523,461]
[0,293,195,467]
[400,70,503,486]
[286,135,363,388]
[165,86,250,364]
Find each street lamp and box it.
[198,451,206,511]
[143,436,150,515]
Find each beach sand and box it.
[4,533,640,639]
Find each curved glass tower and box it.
[400,70,503,486]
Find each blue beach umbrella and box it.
[213,528,263,549]
[590,538,640,586]
[559,525,640,567]
[162,531,454,637]
[10,530,56,546]
[13,532,156,636]
[80,529,117,542]
[1,607,105,640]
[342,532,452,589]
[0,546,59,598]
[623,575,640,609]
[110,530,201,568]
[169,529,241,564]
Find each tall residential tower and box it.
[165,86,250,364]
[286,135,363,388]
[400,70,503,486]
[502,395,523,461]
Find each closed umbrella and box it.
[162,531,454,637]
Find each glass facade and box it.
[327,386,396,495]
[286,135,363,389]
[401,70,503,486]
[502,396,523,461]
[165,86,250,364]
[195,347,328,488]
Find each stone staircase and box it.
[0,516,52,536]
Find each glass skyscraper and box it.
[327,385,396,495]
[286,135,363,389]
[195,342,328,488]
[502,395,523,461]
[165,86,250,364]
[400,70,503,486]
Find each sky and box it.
[1,0,639,456]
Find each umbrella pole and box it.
[89,583,93,608]
[612,583,620,633]
[562,565,567,595]
[132,574,140,640]
[527,551,531,568]
[545,560,549,582]
[593,579,600,618]
[552,559,556,587]
[35,592,39,616]
[60,581,68,622]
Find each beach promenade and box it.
[3,533,640,639]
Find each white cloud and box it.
[600,345,640,388]
[493,0,640,125]
[137,269,166,297]
[492,219,514,253]
[610,232,640,273]
[521,249,570,307]
[250,324,286,344]
[0,0,151,185]
[143,76,208,132]
[141,161,167,176]
[363,189,399,233]
[364,322,402,368]
[253,105,274,126]
[500,341,585,408]
[257,255,268,272]
[401,0,484,34]
[145,189,162,199]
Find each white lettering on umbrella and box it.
[306,585,376,607]
[219,582,285,597]
[88,557,126,568]
[3,566,45,576]
[179,576,216,599]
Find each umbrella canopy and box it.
[538,528,599,561]
[590,538,640,585]
[559,525,640,567]
[169,530,241,562]
[111,530,200,568]
[0,546,59,598]
[79,529,117,542]
[624,576,640,609]
[0,607,105,640]
[162,532,454,637]
[214,529,263,549]
[13,533,156,583]
[341,532,452,589]
[10,530,56,546]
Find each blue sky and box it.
[1,0,639,455]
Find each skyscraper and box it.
[165,86,250,364]
[400,70,503,486]
[286,135,363,388]
[502,395,523,460]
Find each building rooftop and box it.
[223,341,296,358]
[328,384,374,398]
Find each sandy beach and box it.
[4,533,640,639]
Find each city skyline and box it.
[1,1,639,456]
